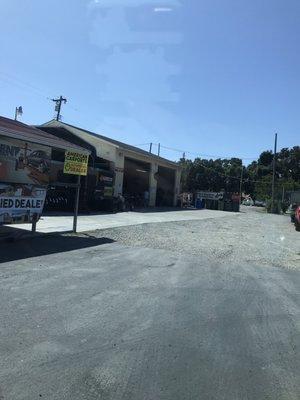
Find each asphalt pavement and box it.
[0,208,299,399]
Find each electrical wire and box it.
[185,158,282,184]
[0,71,53,100]
[0,75,259,161]
[159,144,257,161]
[0,71,83,119]
[132,143,152,147]
[0,71,287,168]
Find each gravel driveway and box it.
[92,206,300,270]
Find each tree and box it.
[258,150,273,166]
[178,146,300,200]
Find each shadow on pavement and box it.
[0,232,115,263]
[42,207,195,216]
[132,207,196,213]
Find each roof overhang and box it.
[0,124,90,155]
[41,120,114,158]
[41,120,180,169]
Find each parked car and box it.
[242,198,254,206]
[289,203,298,223]
[295,205,300,231]
[254,200,266,207]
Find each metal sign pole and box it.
[73,175,81,233]
[31,219,37,233]
[63,150,89,233]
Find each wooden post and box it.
[31,219,37,233]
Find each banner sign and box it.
[196,191,224,200]
[63,151,89,176]
[0,183,47,225]
[0,136,51,185]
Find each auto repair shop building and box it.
[40,120,181,207]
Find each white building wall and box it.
[98,141,116,162]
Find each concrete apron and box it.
[4,209,239,235]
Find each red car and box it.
[295,205,300,231]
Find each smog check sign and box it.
[63,151,89,176]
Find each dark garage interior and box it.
[123,157,150,202]
[156,166,175,207]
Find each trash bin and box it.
[232,202,240,212]
[218,200,224,211]
[224,200,232,212]
[195,198,203,209]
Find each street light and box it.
[14,106,23,121]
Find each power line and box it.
[108,138,260,182]
[0,71,53,100]
[0,71,80,116]
[0,71,287,167]
[159,144,257,161]
[189,158,283,184]
[132,143,152,147]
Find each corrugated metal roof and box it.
[0,116,90,154]
[42,120,179,168]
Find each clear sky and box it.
[0,0,299,162]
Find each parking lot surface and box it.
[0,207,299,399]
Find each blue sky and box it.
[0,0,299,162]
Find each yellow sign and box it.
[63,151,89,176]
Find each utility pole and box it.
[52,96,67,121]
[182,152,186,160]
[239,164,244,204]
[14,106,23,121]
[149,143,152,153]
[281,185,285,203]
[271,133,278,213]
[158,143,161,157]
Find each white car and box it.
[242,199,254,206]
